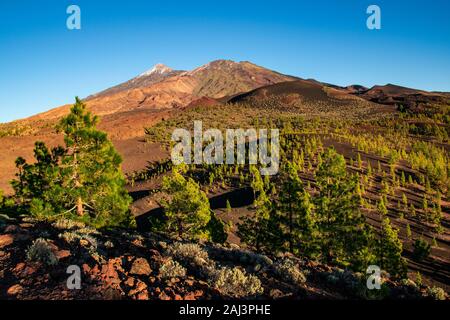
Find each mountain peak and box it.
[138,63,173,77]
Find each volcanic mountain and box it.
[1,59,448,194]
[87,63,185,99]
[228,79,361,104]
[0,60,297,192]
[28,60,297,122]
[352,84,450,110]
[227,79,378,116]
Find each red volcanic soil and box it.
[185,97,222,109]
[355,84,449,109]
[229,80,366,105]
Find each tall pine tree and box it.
[238,166,283,252]
[57,98,132,227]
[12,98,132,228]
[376,218,407,278]
[314,147,374,271]
[278,162,316,256]
[158,163,225,242]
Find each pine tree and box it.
[278,163,316,256]
[406,223,412,239]
[226,199,232,213]
[238,188,282,253]
[205,210,228,244]
[250,165,265,196]
[376,218,407,278]
[425,178,431,194]
[410,203,416,217]
[390,164,396,180]
[432,237,438,247]
[357,153,362,169]
[314,147,374,271]
[422,195,428,212]
[57,98,132,227]
[433,192,443,225]
[11,142,65,214]
[367,161,372,176]
[209,173,215,186]
[402,193,408,209]
[377,197,388,216]
[416,272,422,287]
[401,171,406,186]
[412,237,431,261]
[159,164,217,240]
[238,166,283,252]
[11,99,132,228]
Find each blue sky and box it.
[0,0,449,122]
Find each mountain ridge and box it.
[4,59,449,125]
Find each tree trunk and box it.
[177,219,183,238]
[77,197,84,216]
[288,195,293,253]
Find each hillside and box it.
[354,84,450,110]
[229,79,365,105]
[0,217,445,300]
[0,60,449,301]
[86,64,185,99]
[23,60,296,122]
[227,80,392,119]
[0,60,296,193]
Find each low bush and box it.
[413,238,431,261]
[167,242,211,266]
[26,238,58,266]
[212,267,263,298]
[59,231,98,249]
[159,258,187,279]
[426,286,446,300]
[272,258,306,286]
[52,218,86,230]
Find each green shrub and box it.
[413,238,431,261]
[212,267,263,298]
[26,238,58,266]
[272,258,306,286]
[52,218,86,230]
[59,231,98,249]
[159,258,187,279]
[426,286,446,300]
[167,242,210,266]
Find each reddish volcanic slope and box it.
[25,60,296,122]
[0,60,296,192]
[228,79,368,106]
[0,60,448,193]
[354,84,449,109]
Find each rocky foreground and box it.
[0,216,447,300]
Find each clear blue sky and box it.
[0,0,449,122]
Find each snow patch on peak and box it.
[138,63,173,77]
